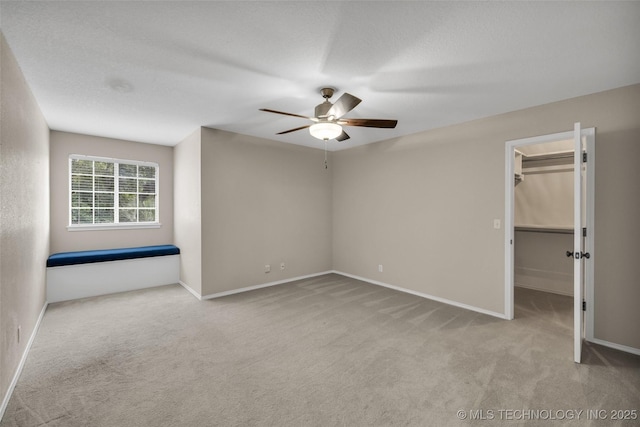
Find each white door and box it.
[572,122,586,363]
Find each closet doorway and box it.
[504,124,595,363]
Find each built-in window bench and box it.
[46,245,180,303]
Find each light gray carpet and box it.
[2,274,639,426]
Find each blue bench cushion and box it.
[47,245,180,267]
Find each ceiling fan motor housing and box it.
[320,87,335,99]
[315,87,335,119]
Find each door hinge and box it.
[583,152,587,163]
[583,227,587,237]
[582,300,586,311]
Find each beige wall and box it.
[333,84,640,349]
[173,128,202,295]
[49,131,174,253]
[514,231,573,296]
[333,125,506,314]
[200,128,332,296]
[593,104,640,348]
[0,33,49,409]
[515,171,573,228]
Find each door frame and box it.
[503,127,595,342]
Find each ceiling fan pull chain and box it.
[324,141,328,169]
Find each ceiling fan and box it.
[260,88,398,142]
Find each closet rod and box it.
[515,226,574,235]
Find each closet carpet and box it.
[2,274,639,426]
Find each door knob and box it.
[566,250,590,259]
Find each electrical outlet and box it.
[280,262,285,270]
[378,264,383,273]
[265,264,270,273]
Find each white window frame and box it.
[68,154,161,231]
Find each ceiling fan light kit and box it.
[260,87,398,143]
[309,122,342,141]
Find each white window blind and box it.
[69,155,159,227]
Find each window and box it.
[69,155,159,228]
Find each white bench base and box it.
[46,254,180,303]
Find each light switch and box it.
[493,219,501,229]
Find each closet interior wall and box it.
[514,140,575,296]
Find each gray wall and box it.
[199,128,333,297]
[49,131,174,253]
[0,33,50,411]
[333,84,640,350]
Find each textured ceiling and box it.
[2,1,639,151]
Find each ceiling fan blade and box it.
[335,130,350,142]
[260,108,312,120]
[326,93,362,119]
[339,118,398,128]
[276,124,311,135]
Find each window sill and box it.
[67,223,161,232]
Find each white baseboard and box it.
[0,301,48,422]
[587,337,640,357]
[514,283,573,297]
[201,271,334,300]
[514,267,573,297]
[47,255,180,303]
[199,270,508,319]
[179,280,202,300]
[332,271,509,320]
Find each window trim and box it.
[68,154,160,230]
